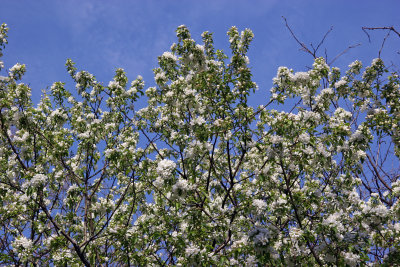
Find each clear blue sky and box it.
[1,0,399,107]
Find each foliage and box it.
[0,22,399,266]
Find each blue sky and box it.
[1,0,399,107]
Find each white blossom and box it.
[350,129,364,142]
[343,252,360,267]
[12,236,33,251]
[334,79,347,88]
[162,51,177,61]
[190,116,206,126]
[156,159,176,178]
[172,179,189,195]
[185,244,200,257]
[253,199,267,211]
[249,227,270,247]
[291,71,310,82]
[298,132,310,144]
[10,63,23,72]
[270,135,283,144]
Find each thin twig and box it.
[316,26,333,52]
[282,16,342,65]
[282,16,314,57]
[362,26,400,60]
[379,30,391,58]
[329,43,361,65]
[362,26,400,42]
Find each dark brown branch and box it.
[362,26,400,42]
[366,154,392,192]
[282,16,314,57]
[282,16,334,61]
[315,26,333,52]
[279,159,323,266]
[378,30,391,58]
[362,26,400,58]
[329,43,361,65]
[38,200,91,266]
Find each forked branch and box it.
[362,26,400,57]
[283,16,359,64]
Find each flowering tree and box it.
[0,22,399,266]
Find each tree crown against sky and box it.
[0,22,400,266]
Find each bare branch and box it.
[379,30,391,58]
[282,16,314,57]
[329,43,361,65]
[362,26,400,59]
[362,26,400,40]
[316,26,333,52]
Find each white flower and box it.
[298,132,310,144]
[66,184,79,195]
[372,203,389,218]
[184,87,196,96]
[22,174,47,189]
[19,194,30,203]
[195,44,205,52]
[371,58,383,67]
[302,111,321,123]
[350,129,364,142]
[244,56,250,65]
[323,212,342,226]
[190,116,205,126]
[91,119,101,125]
[270,135,283,144]
[334,79,347,88]
[12,236,33,251]
[360,99,370,112]
[13,131,29,142]
[75,71,82,80]
[156,159,176,178]
[145,87,156,97]
[245,255,257,266]
[155,72,166,81]
[78,131,90,139]
[291,71,310,82]
[303,146,314,155]
[289,227,303,241]
[250,227,270,245]
[272,197,287,209]
[185,244,200,256]
[343,252,360,267]
[162,51,178,61]
[356,150,366,159]
[10,63,23,72]
[334,108,351,118]
[108,81,120,88]
[320,87,333,95]
[349,60,362,70]
[172,179,189,192]
[104,148,114,158]
[253,199,267,211]
[231,236,248,249]
[229,258,239,265]
[127,87,137,95]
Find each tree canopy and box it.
[0,23,399,266]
